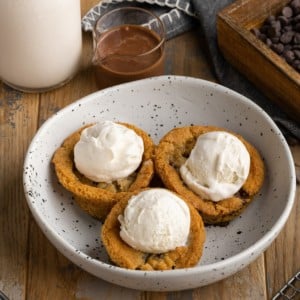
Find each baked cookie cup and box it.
[101,189,206,270]
[52,122,155,221]
[154,125,265,225]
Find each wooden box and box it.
[217,0,300,123]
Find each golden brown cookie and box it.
[52,122,155,221]
[101,189,206,270]
[154,125,265,225]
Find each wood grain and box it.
[193,256,267,299]
[264,144,300,298]
[0,0,299,299]
[0,86,39,299]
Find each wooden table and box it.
[1,1,299,299]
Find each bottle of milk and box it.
[0,0,82,92]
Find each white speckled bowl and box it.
[23,76,296,291]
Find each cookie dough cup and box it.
[154,125,265,225]
[101,189,206,270]
[52,122,155,221]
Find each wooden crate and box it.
[217,0,300,123]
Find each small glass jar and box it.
[92,7,165,90]
[0,0,82,92]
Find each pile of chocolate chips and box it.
[252,0,300,72]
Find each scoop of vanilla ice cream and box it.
[180,131,250,202]
[118,189,191,253]
[74,121,144,182]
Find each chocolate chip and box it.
[265,38,272,46]
[271,37,279,43]
[285,44,293,51]
[294,32,300,43]
[291,0,300,7]
[295,23,300,32]
[283,25,293,32]
[252,0,300,73]
[271,43,284,54]
[294,14,300,22]
[278,16,290,26]
[292,60,300,71]
[268,25,281,38]
[291,0,300,14]
[260,24,269,34]
[259,33,267,42]
[283,50,295,62]
[282,6,293,18]
[294,49,300,58]
[280,31,294,43]
[293,60,300,71]
[266,15,276,24]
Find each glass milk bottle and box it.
[0,0,82,92]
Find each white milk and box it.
[0,0,82,91]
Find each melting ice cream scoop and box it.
[180,131,250,202]
[118,189,191,253]
[74,121,144,182]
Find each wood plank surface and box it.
[0,1,299,299]
[264,143,300,299]
[0,86,39,300]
